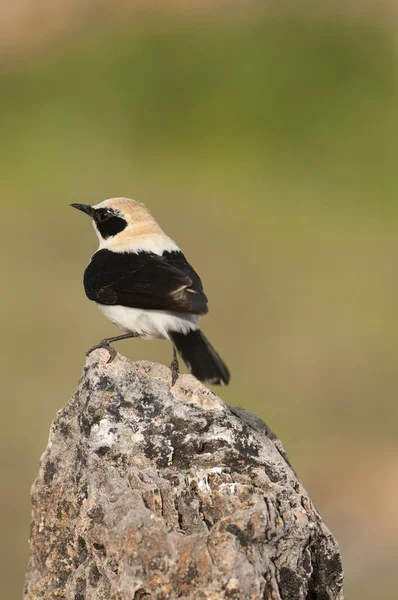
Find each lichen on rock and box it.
[24,350,345,600]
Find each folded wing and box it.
[84,249,208,315]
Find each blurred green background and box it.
[1,2,398,598]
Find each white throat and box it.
[93,222,179,255]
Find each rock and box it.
[24,349,345,600]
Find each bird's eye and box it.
[95,209,111,223]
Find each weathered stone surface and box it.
[24,350,345,600]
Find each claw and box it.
[86,340,117,363]
[170,350,180,387]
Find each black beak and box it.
[70,203,93,216]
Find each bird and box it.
[71,197,230,386]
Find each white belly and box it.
[97,304,199,340]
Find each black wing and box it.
[84,249,208,315]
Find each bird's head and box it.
[70,197,178,255]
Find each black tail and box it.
[170,329,230,385]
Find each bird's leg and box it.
[170,346,180,386]
[86,333,138,363]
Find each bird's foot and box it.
[170,351,180,387]
[86,340,117,363]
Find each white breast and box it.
[97,304,199,340]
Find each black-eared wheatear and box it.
[71,197,230,385]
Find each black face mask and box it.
[93,209,128,239]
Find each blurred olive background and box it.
[1,2,398,598]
